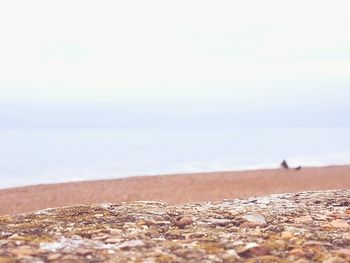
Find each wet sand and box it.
[1,165,350,215]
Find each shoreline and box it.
[2,163,347,191]
[1,164,350,215]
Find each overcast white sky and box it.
[1,0,349,128]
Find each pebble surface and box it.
[0,190,350,262]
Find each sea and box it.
[0,128,349,189]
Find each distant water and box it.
[0,128,349,189]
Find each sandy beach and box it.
[1,165,350,215]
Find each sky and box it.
[1,0,349,128]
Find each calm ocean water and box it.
[0,128,349,189]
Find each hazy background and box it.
[1,0,350,128]
[0,1,349,188]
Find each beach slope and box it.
[1,165,350,215]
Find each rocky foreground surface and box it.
[0,190,350,263]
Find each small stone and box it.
[321,223,333,229]
[225,249,239,257]
[232,240,244,247]
[94,214,104,218]
[330,219,350,229]
[242,214,266,225]
[333,248,350,256]
[208,254,222,261]
[313,214,328,221]
[258,256,281,261]
[60,254,84,262]
[47,253,62,261]
[237,242,270,257]
[294,259,310,263]
[92,234,110,241]
[281,231,294,239]
[105,237,122,243]
[0,215,12,222]
[108,228,123,235]
[303,241,333,247]
[76,248,94,256]
[136,220,148,226]
[336,199,350,206]
[174,216,193,229]
[240,222,261,228]
[40,241,64,252]
[207,218,232,227]
[147,220,171,226]
[10,247,38,256]
[289,248,304,257]
[323,256,347,263]
[332,236,350,247]
[294,215,313,224]
[222,250,240,261]
[245,242,260,250]
[117,240,145,249]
